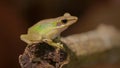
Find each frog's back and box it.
[28,22,57,35]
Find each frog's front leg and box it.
[43,39,63,49]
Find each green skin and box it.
[20,13,78,48]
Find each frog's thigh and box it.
[31,34,42,40]
[29,34,42,43]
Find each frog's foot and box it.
[42,39,52,43]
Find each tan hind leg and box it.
[20,34,42,44]
[20,34,33,44]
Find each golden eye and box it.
[61,19,68,24]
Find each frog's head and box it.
[57,13,78,26]
[54,13,78,32]
[32,13,78,35]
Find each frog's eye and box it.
[61,19,68,24]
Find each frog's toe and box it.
[43,39,52,43]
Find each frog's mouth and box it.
[66,16,78,26]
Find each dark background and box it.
[0,0,120,68]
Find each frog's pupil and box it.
[61,19,67,24]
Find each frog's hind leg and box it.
[20,34,32,44]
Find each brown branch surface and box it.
[61,24,120,68]
[61,24,120,56]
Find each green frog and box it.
[20,13,78,48]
